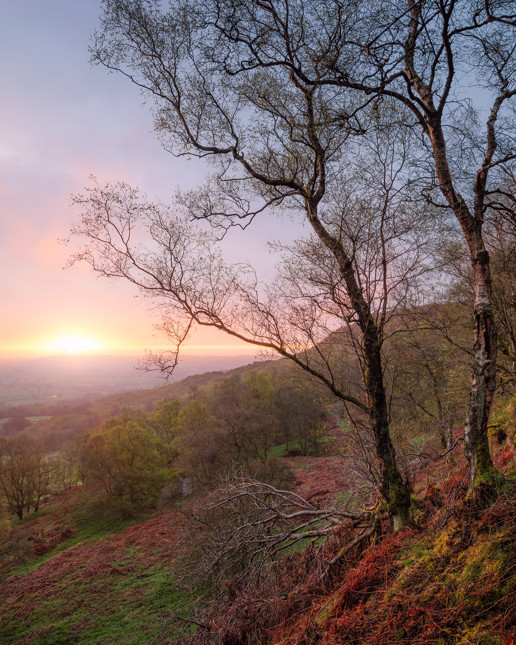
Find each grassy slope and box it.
[0,453,346,645]
[0,407,515,644]
[0,482,193,643]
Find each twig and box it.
[442,476,468,527]
[324,512,379,576]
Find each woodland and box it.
[1,0,516,643]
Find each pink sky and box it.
[0,1,296,358]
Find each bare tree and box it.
[203,0,515,483]
[71,153,431,529]
[0,437,54,520]
[70,0,458,526]
[273,379,328,454]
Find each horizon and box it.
[0,345,260,361]
[0,1,296,360]
[0,350,262,409]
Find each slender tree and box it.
[201,0,516,482]
[71,0,465,525]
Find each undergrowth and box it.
[0,487,186,644]
[185,479,516,645]
[1,404,514,645]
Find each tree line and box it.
[0,371,329,519]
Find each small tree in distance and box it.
[0,437,53,520]
[80,417,171,514]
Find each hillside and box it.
[271,481,515,645]
[0,419,514,644]
[0,455,349,644]
[0,355,290,450]
[91,356,288,417]
[0,356,287,423]
[0,348,515,644]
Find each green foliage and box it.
[490,394,516,447]
[170,371,329,485]
[176,399,221,483]
[146,397,182,444]
[387,303,471,446]
[0,517,11,539]
[273,380,328,455]
[0,436,54,520]
[208,372,277,467]
[80,418,172,513]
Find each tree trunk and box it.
[307,204,412,527]
[445,416,454,464]
[364,329,412,530]
[425,113,498,485]
[464,242,497,483]
[400,0,503,484]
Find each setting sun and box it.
[44,334,105,355]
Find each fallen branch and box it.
[325,512,380,574]
[177,473,381,592]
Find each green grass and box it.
[1,558,191,644]
[268,436,336,460]
[1,494,190,643]
[267,441,303,459]
[68,500,146,542]
[6,495,152,579]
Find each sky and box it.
[0,1,296,359]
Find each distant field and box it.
[0,416,52,424]
[0,353,256,407]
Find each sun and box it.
[44,334,104,355]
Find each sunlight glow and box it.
[43,334,105,355]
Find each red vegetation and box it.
[192,471,516,645]
[284,457,353,507]
[0,490,185,643]
[1,444,514,644]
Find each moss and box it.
[467,469,507,511]
[491,395,516,445]
[311,592,340,625]
[386,477,412,530]
[456,624,501,644]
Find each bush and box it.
[80,417,172,513]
